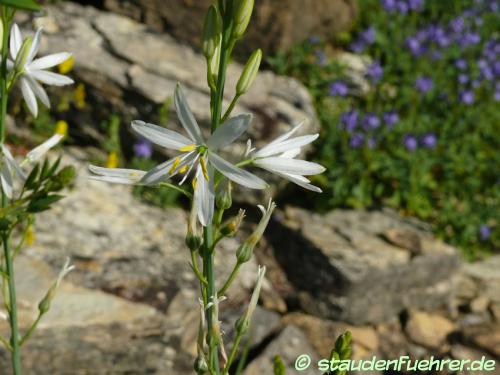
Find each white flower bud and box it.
[236,49,262,95]
[236,266,266,334]
[14,36,32,73]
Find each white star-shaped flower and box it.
[0,130,65,199]
[8,24,74,117]
[90,84,267,226]
[252,123,325,192]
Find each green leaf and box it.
[0,0,41,11]
[27,194,64,213]
[273,356,286,375]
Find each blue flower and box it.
[403,134,418,151]
[134,139,153,158]
[329,81,349,97]
[459,90,475,105]
[383,111,399,128]
[340,110,359,132]
[350,133,364,148]
[363,113,381,130]
[421,133,437,149]
[479,224,491,241]
[366,61,384,83]
[415,76,434,94]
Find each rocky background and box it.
[0,1,498,374]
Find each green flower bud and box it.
[236,242,253,264]
[210,38,222,80]
[216,179,232,210]
[236,49,261,95]
[38,294,51,315]
[186,201,203,251]
[202,5,221,60]
[233,0,254,39]
[194,356,209,374]
[14,36,32,73]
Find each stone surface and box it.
[25,2,318,145]
[462,255,500,305]
[103,0,357,59]
[462,324,500,358]
[266,207,460,324]
[405,310,456,349]
[0,257,185,374]
[244,325,319,375]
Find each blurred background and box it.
[0,0,498,373]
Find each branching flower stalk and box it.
[89,1,325,373]
[0,2,76,374]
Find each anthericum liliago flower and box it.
[7,24,74,117]
[0,123,67,199]
[250,122,326,193]
[90,84,267,226]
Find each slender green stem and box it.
[222,331,244,375]
[158,182,193,199]
[3,233,22,374]
[221,93,241,123]
[218,262,241,296]
[19,314,43,347]
[202,225,220,374]
[190,250,208,285]
[0,334,12,351]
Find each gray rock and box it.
[462,255,500,304]
[267,207,460,324]
[244,325,319,375]
[103,0,357,59]
[0,256,186,374]
[405,310,455,349]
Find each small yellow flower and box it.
[26,225,35,246]
[55,120,68,136]
[73,83,86,109]
[106,152,119,168]
[58,55,75,74]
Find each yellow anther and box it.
[55,120,68,136]
[73,83,86,109]
[168,157,181,175]
[106,152,119,168]
[58,55,75,74]
[179,165,188,174]
[200,157,209,181]
[179,144,197,152]
[192,177,198,190]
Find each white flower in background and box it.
[88,165,147,185]
[251,122,325,193]
[0,124,67,199]
[8,24,74,117]
[130,84,267,225]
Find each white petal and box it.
[0,165,13,199]
[26,28,42,64]
[26,75,50,108]
[26,134,64,162]
[280,148,301,158]
[1,145,26,181]
[174,84,204,144]
[257,122,304,156]
[254,157,325,176]
[20,78,38,117]
[255,134,318,158]
[131,120,192,150]
[29,70,74,86]
[207,113,252,150]
[276,171,322,193]
[88,165,146,185]
[209,152,267,190]
[140,151,196,185]
[9,24,22,59]
[29,52,72,70]
[194,165,214,226]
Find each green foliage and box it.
[0,0,40,11]
[268,0,499,258]
[273,355,286,375]
[325,331,352,375]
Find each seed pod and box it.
[236,49,262,95]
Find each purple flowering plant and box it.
[269,0,499,256]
